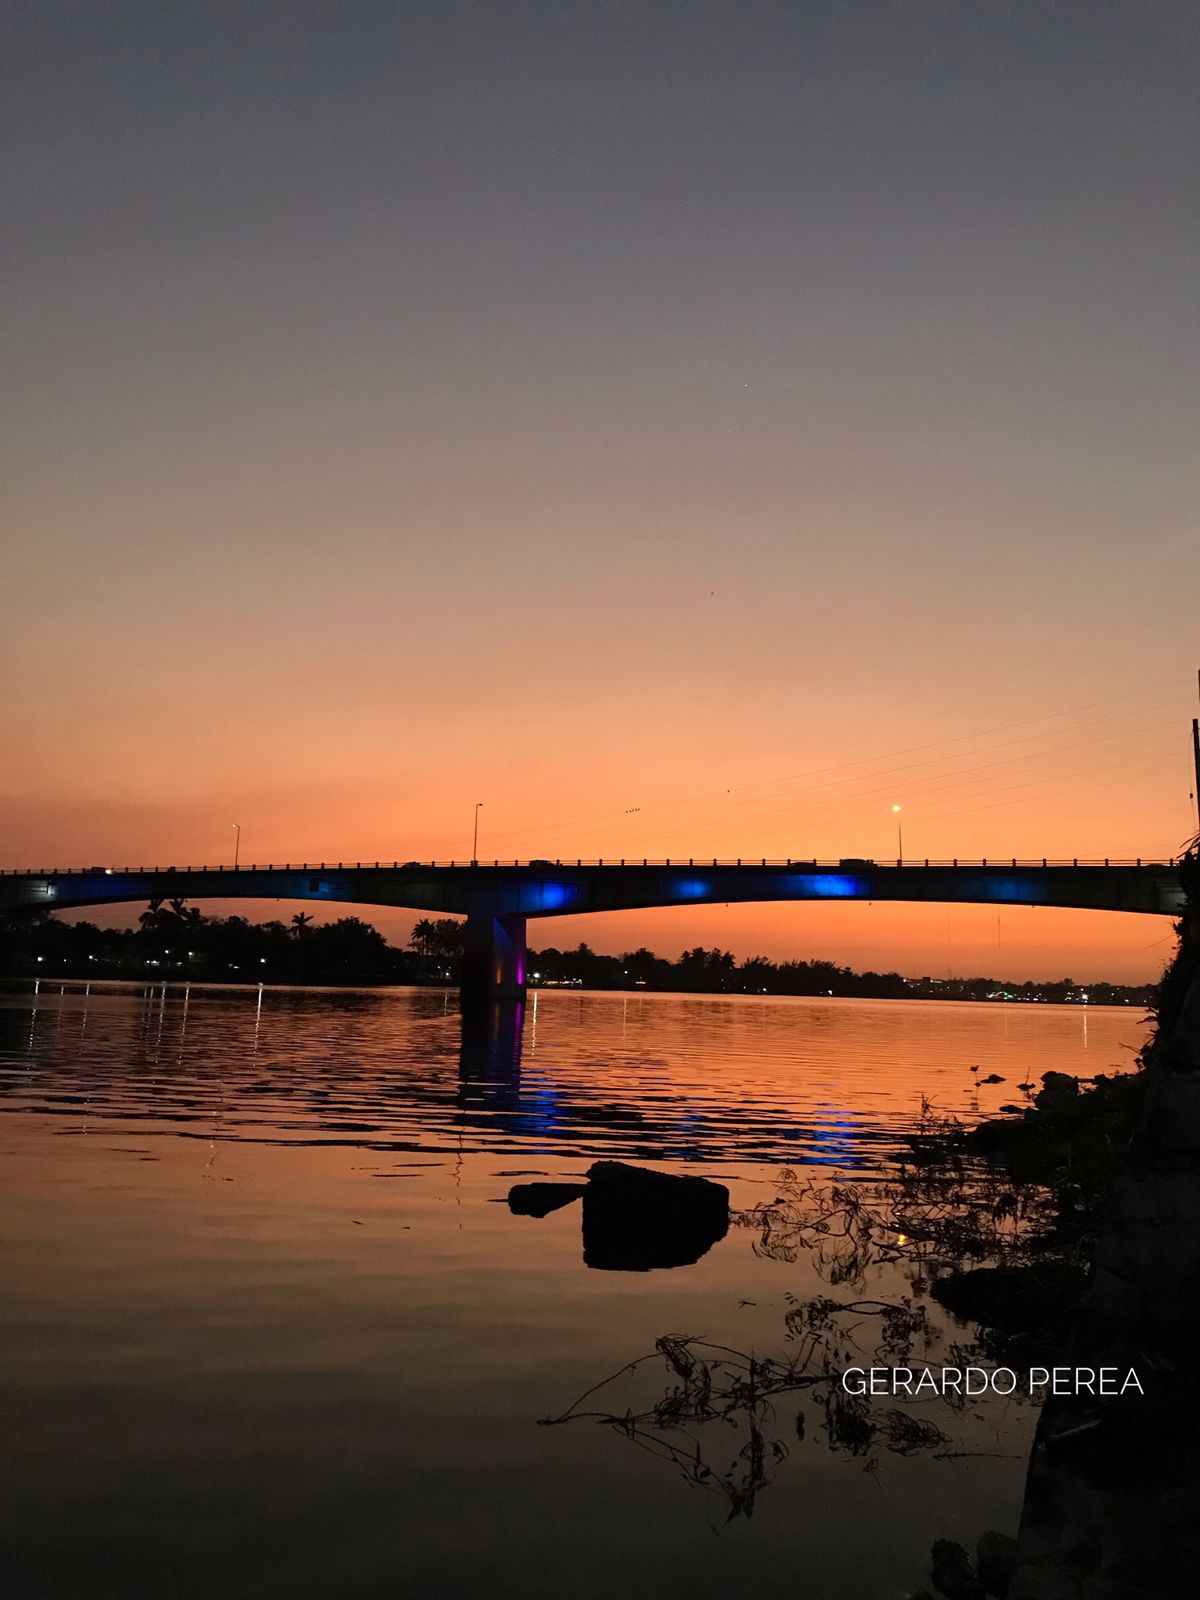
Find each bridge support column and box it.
[461,911,527,1002]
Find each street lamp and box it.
[891,804,903,864]
[233,822,241,868]
[472,802,483,865]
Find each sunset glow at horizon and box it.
[4,3,1197,983]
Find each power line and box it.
[603,743,1182,856]
[485,680,1193,847]
[601,718,1186,840]
[495,722,1185,854]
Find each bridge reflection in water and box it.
[0,982,923,1171]
[458,1000,525,1104]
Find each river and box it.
[0,983,1147,1600]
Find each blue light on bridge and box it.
[783,874,862,898]
[675,879,711,899]
[978,877,1044,904]
[535,883,575,911]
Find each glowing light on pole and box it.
[892,804,903,864]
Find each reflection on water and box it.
[0,982,1146,1600]
[459,997,526,1090]
[0,982,1141,1165]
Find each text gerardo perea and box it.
[841,1366,1144,1398]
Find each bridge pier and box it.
[460,911,527,1002]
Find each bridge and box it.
[0,856,1185,999]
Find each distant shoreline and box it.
[0,907,1158,1006]
[0,974,1149,1011]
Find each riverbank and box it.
[1002,854,1199,1598]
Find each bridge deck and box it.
[0,856,1177,873]
[0,858,1185,918]
[3,857,1184,997]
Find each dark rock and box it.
[585,1160,729,1212]
[507,1182,586,1217]
[932,1263,1087,1333]
[975,1530,1016,1597]
[967,1115,1026,1153]
[1034,1070,1080,1112]
[930,1539,985,1600]
[980,1073,1006,1084]
[581,1161,729,1271]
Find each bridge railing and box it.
[0,857,1179,876]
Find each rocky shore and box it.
[1007,849,1200,1600]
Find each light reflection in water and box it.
[0,983,1148,1600]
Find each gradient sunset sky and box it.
[4,2,1197,980]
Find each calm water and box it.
[0,983,1147,1600]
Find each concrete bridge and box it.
[0,856,1185,999]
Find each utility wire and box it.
[485,681,1193,848]
[595,718,1186,840]
[563,741,1182,857]
[495,724,1185,853]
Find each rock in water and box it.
[507,1182,586,1218]
[932,1263,1086,1334]
[581,1161,730,1271]
[929,1539,985,1600]
[975,1530,1016,1597]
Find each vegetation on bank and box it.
[1141,842,1200,1064]
[523,942,1144,1004]
[537,1044,1156,1557]
[546,849,1198,1564]
[0,903,1155,1003]
[551,1056,1154,1497]
[0,901,413,986]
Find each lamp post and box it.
[472,802,483,865]
[892,804,903,864]
[233,823,241,869]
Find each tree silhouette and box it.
[410,917,465,961]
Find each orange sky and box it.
[3,5,1197,982]
[18,681,1197,982]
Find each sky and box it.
[3,1,1197,981]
